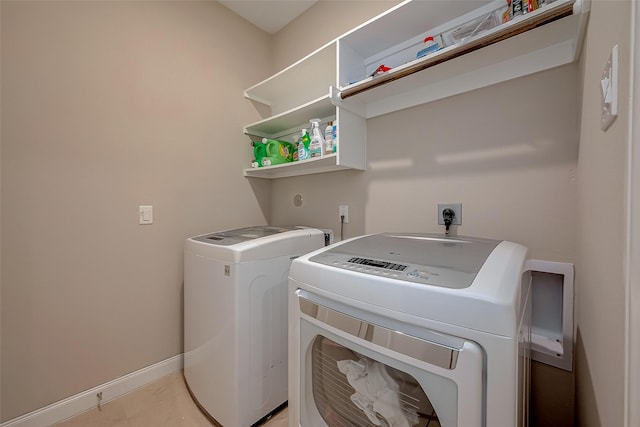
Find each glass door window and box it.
[311,335,442,427]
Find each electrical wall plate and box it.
[139,205,153,225]
[437,203,462,226]
[339,205,349,223]
[601,44,619,131]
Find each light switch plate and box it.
[601,44,618,131]
[139,205,153,225]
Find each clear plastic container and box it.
[442,7,504,46]
[309,118,325,157]
[324,121,334,154]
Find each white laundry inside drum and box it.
[337,358,419,427]
[311,336,441,427]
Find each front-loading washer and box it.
[288,233,532,427]
[184,225,325,427]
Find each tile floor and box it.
[53,371,288,427]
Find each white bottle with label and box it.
[308,118,325,158]
[324,121,334,154]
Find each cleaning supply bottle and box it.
[331,120,337,154]
[309,118,325,157]
[324,121,334,154]
[292,135,300,161]
[252,140,267,167]
[298,129,311,160]
[416,36,442,58]
[263,138,294,165]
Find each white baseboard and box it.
[0,354,183,427]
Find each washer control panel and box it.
[308,233,500,290]
[312,253,474,289]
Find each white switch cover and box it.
[139,205,153,225]
[601,44,618,131]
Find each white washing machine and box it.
[288,233,532,427]
[184,225,325,427]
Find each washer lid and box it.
[310,233,500,289]
[192,226,299,246]
[291,233,529,336]
[186,226,325,263]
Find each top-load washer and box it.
[288,232,532,427]
[184,225,325,427]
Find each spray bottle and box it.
[298,129,311,160]
[309,118,325,157]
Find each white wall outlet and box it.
[437,203,462,225]
[139,205,153,225]
[601,44,618,131]
[339,205,349,223]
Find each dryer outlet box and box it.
[438,203,462,225]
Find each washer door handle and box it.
[297,290,460,370]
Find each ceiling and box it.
[217,0,318,34]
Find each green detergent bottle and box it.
[252,140,267,167]
[263,138,294,166]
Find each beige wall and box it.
[271,62,580,262]
[0,1,272,421]
[575,1,631,426]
